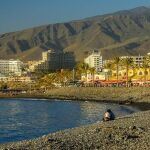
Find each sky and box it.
[0,0,150,34]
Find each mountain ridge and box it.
[1,6,150,61]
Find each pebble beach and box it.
[1,110,150,150]
[0,87,150,150]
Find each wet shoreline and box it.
[0,94,150,111]
[1,110,150,150]
[0,87,150,149]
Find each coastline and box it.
[1,95,150,111]
[1,110,150,150]
[0,87,150,149]
[0,87,150,108]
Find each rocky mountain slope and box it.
[1,6,150,61]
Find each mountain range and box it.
[1,6,150,62]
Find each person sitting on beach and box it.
[103,109,115,121]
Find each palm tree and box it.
[76,62,89,81]
[89,67,96,84]
[113,57,121,87]
[122,57,133,87]
[142,59,149,84]
[104,62,113,80]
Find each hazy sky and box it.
[0,0,150,34]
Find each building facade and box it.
[0,60,23,76]
[121,55,145,66]
[84,50,103,72]
[29,50,75,72]
[104,55,147,67]
[81,72,106,82]
[111,68,150,81]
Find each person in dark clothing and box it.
[103,109,115,121]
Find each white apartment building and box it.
[84,50,103,72]
[121,55,145,66]
[0,60,23,76]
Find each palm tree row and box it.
[76,56,150,87]
[113,57,121,87]
[76,62,96,82]
[35,55,150,88]
[108,55,150,87]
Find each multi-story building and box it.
[121,55,145,66]
[29,50,75,72]
[84,50,103,72]
[104,54,149,67]
[0,60,23,76]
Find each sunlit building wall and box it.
[84,50,103,72]
[0,60,23,76]
[29,50,75,72]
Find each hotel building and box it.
[84,50,103,72]
[121,55,145,66]
[0,60,23,76]
[104,55,147,67]
[29,50,75,72]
